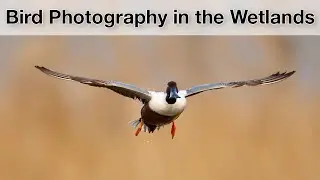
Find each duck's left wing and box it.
[184,71,296,98]
[35,66,152,103]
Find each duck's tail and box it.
[128,119,162,133]
[128,119,142,129]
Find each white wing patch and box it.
[148,91,187,116]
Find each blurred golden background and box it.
[0,36,319,180]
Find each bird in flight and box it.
[35,66,295,139]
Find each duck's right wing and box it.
[184,71,296,98]
[35,66,152,104]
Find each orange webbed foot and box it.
[171,122,176,139]
[135,121,144,136]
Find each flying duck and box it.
[35,66,295,139]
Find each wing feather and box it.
[185,71,296,97]
[35,66,151,103]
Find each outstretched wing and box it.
[184,71,296,97]
[35,66,152,103]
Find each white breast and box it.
[148,90,187,116]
